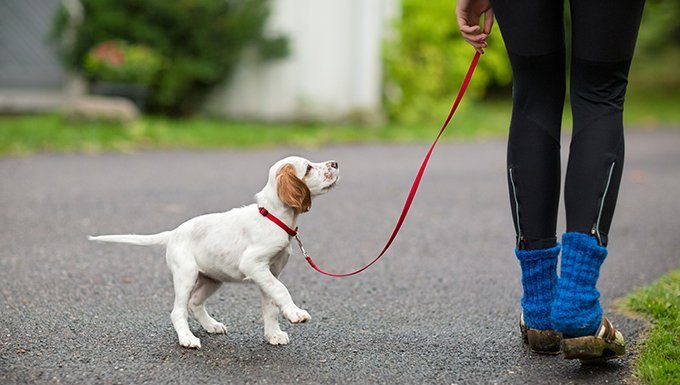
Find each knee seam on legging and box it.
[515,108,562,146]
[570,113,625,144]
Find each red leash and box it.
[261,52,481,277]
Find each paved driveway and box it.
[1,130,679,384]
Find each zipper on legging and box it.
[509,168,525,249]
[591,162,616,246]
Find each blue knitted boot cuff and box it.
[551,232,608,336]
[516,244,560,330]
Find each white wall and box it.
[205,0,398,122]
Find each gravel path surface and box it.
[1,130,679,384]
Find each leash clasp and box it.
[294,234,309,258]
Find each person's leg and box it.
[493,0,565,251]
[552,0,645,337]
[491,0,565,332]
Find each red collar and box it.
[259,207,298,237]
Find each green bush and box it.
[53,0,288,115]
[628,0,680,93]
[83,40,162,85]
[383,0,511,123]
[637,0,680,54]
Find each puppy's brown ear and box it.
[277,164,312,213]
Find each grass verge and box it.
[0,100,511,157]
[0,92,679,157]
[621,269,680,385]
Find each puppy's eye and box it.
[305,164,313,175]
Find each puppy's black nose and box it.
[329,161,338,169]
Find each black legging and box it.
[491,0,646,250]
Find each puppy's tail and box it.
[88,231,171,246]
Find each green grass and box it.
[0,100,511,157]
[623,92,680,128]
[621,269,680,385]
[0,92,679,157]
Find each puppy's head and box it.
[261,156,339,214]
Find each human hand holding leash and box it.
[456,0,494,54]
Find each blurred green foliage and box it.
[629,0,680,93]
[83,40,162,85]
[384,0,680,123]
[383,0,511,123]
[53,0,288,115]
[636,0,680,54]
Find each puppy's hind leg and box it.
[189,274,227,334]
[167,247,202,349]
[260,289,289,345]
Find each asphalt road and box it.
[1,130,679,384]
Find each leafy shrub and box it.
[637,0,680,54]
[629,0,680,92]
[383,0,511,123]
[53,0,288,115]
[384,0,680,122]
[83,40,162,85]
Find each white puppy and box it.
[90,156,339,349]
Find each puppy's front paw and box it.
[282,306,311,324]
[266,330,290,345]
[204,322,227,334]
[178,334,202,349]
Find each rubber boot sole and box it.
[520,315,562,355]
[561,316,625,363]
